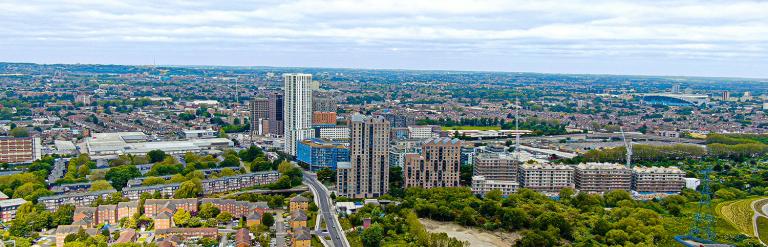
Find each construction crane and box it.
[620,127,633,168]
[514,98,521,159]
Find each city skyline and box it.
[1,0,767,78]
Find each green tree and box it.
[278,161,292,173]
[219,154,241,167]
[173,208,191,227]
[605,229,630,245]
[141,176,166,186]
[456,206,479,226]
[250,157,272,172]
[199,203,221,219]
[604,190,632,207]
[174,178,202,198]
[89,180,114,191]
[147,150,166,163]
[105,165,142,191]
[316,168,336,183]
[52,204,75,226]
[361,223,384,247]
[9,127,29,137]
[262,212,275,227]
[216,211,233,223]
[501,207,529,230]
[239,146,263,163]
[220,168,237,177]
[77,164,91,178]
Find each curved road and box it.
[303,171,349,247]
[751,199,768,246]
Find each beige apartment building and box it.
[632,166,685,193]
[337,114,390,198]
[519,162,575,193]
[472,175,520,197]
[473,153,520,182]
[575,162,632,193]
[404,138,463,188]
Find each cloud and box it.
[0,0,767,77]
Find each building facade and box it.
[519,163,574,193]
[632,166,685,193]
[250,97,270,136]
[39,190,117,211]
[296,138,350,171]
[336,114,390,198]
[312,111,337,125]
[407,126,437,139]
[0,198,27,222]
[268,92,284,137]
[312,97,337,113]
[313,125,350,140]
[403,138,463,188]
[284,73,314,156]
[473,153,519,182]
[471,176,519,197]
[0,137,41,163]
[574,163,632,193]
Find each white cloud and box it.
[0,0,767,77]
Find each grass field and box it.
[718,199,757,236]
[441,126,502,131]
[757,217,768,244]
[754,198,768,216]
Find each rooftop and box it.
[632,166,684,174]
[0,198,26,207]
[576,162,630,170]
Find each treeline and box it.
[391,187,694,246]
[706,134,768,161]
[569,133,768,164]
[418,117,567,136]
[570,144,706,164]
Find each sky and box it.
[1,0,767,78]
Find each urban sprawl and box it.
[0,63,767,246]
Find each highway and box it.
[303,172,349,247]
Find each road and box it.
[750,198,768,246]
[275,213,287,247]
[303,172,349,247]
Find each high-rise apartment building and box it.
[283,73,314,156]
[574,163,632,193]
[312,97,337,113]
[403,138,463,188]
[336,114,390,198]
[722,91,730,101]
[268,92,284,137]
[250,97,269,136]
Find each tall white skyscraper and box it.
[283,73,314,156]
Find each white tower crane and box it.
[620,127,633,168]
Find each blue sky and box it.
[1,0,767,78]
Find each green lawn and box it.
[757,217,768,244]
[718,199,757,236]
[441,126,501,131]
